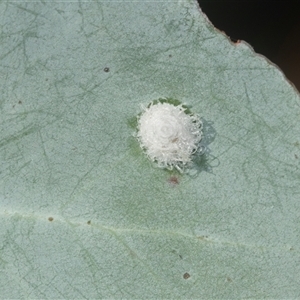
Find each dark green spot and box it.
[149,98,192,115]
[127,116,138,129]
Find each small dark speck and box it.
[179,254,183,259]
[48,217,54,222]
[87,220,91,225]
[183,272,190,279]
[227,276,232,282]
[104,67,110,72]
[18,100,22,104]
[197,235,208,240]
[168,176,179,185]
[168,54,172,58]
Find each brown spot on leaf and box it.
[48,217,53,222]
[168,176,179,185]
[197,235,208,240]
[183,272,190,279]
[104,67,110,72]
[87,220,91,225]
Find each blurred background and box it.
[199,0,300,91]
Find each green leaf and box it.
[1,1,300,298]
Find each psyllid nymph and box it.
[136,100,202,172]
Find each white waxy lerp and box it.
[137,102,202,171]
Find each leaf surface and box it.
[1,1,300,298]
